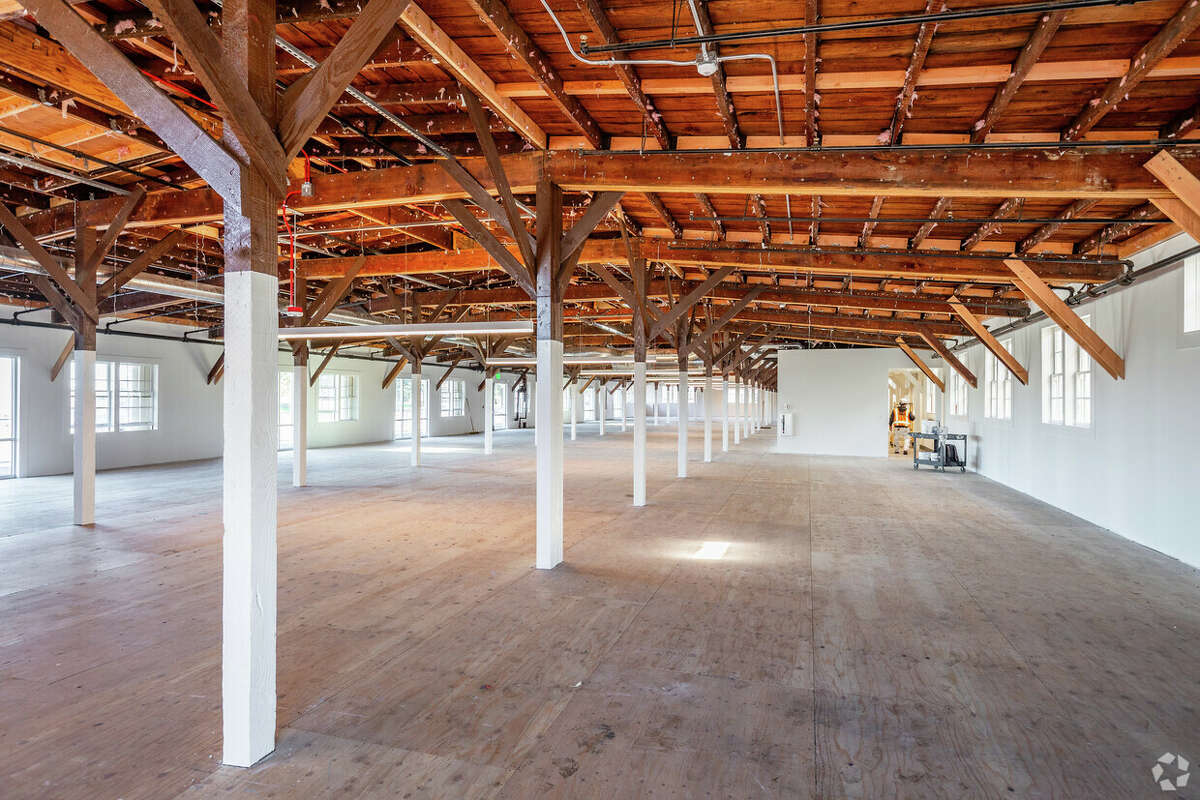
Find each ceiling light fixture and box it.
[278,321,534,340]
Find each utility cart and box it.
[912,431,967,472]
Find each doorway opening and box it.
[887,367,940,458]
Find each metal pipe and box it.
[580,0,1160,54]
[0,150,131,196]
[696,214,1168,226]
[0,125,174,188]
[664,241,1129,267]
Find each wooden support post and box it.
[1004,259,1125,380]
[947,296,1029,385]
[220,0,279,769]
[896,336,945,391]
[535,179,564,569]
[71,223,97,527]
[721,373,730,452]
[484,373,494,455]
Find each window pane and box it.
[118,363,156,431]
[317,374,337,422]
[1186,255,1200,333]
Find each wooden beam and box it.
[687,285,767,356]
[18,0,240,200]
[381,359,405,391]
[649,265,736,340]
[434,354,464,391]
[689,0,740,150]
[1017,199,1098,255]
[66,147,1200,233]
[0,201,96,321]
[1150,197,1200,243]
[1161,98,1200,141]
[97,229,185,301]
[971,11,1065,143]
[947,295,1029,385]
[49,335,73,382]
[1063,2,1200,141]
[896,337,944,391]
[440,199,535,296]
[885,0,939,146]
[1005,258,1125,380]
[398,1,545,149]
[962,197,1024,251]
[304,255,366,325]
[802,0,818,146]
[1074,203,1160,254]
[909,196,951,250]
[643,192,682,240]
[309,341,342,386]
[140,0,288,194]
[919,331,976,389]
[1144,150,1200,220]
[85,187,146,275]
[277,0,414,158]
[206,351,225,385]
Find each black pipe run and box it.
[695,214,1168,227]
[580,0,1157,54]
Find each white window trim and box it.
[439,378,466,417]
[1181,253,1200,348]
[983,338,1014,422]
[1040,318,1093,430]
[316,371,359,423]
[69,356,160,434]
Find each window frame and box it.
[983,338,1014,421]
[439,378,465,417]
[69,357,158,434]
[316,372,359,423]
[1041,316,1093,429]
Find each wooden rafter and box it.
[1074,203,1159,255]
[1006,258,1125,380]
[896,336,944,392]
[1063,1,1200,141]
[971,11,1065,143]
[947,295,1028,385]
[1016,200,1098,255]
[962,198,1024,251]
[919,331,976,389]
[1144,149,1200,242]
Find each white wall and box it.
[928,233,1200,569]
[0,316,509,477]
[775,347,910,457]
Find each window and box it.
[317,373,358,422]
[583,386,595,420]
[395,377,429,438]
[949,362,969,417]
[1186,253,1200,333]
[1041,317,1093,428]
[924,375,938,415]
[279,370,294,451]
[440,379,465,417]
[492,381,507,430]
[0,355,16,479]
[984,339,1013,420]
[70,359,157,433]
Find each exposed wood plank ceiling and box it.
[0,0,1197,365]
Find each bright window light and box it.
[694,541,731,559]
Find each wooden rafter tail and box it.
[1004,259,1125,380]
[382,357,408,389]
[1143,150,1200,242]
[309,340,343,386]
[947,295,1029,385]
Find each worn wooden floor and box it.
[2,423,1198,799]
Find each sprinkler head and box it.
[282,305,304,317]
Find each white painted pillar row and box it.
[484,375,494,455]
[703,371,713,463]
[292,362,307,487]
[652,382,659,426]
[570,382,578,441]
[677,369,689,478]
[221,269,278,768]
[410,369,422,467]
[535,339,564,569]
[743,381,751,439]
[72,348,95,525]
[721,376,730,453]
[620,385,627,432]
[599,382,607,436]
[733,380,741,445]
[633,361,647,506]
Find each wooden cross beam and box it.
[434,353,465,391]
[206,352,225,385]
[1004,258,1125,380]
[381,356,408,389]
[1143,150,1200,242]
[50,335,74,382]
[649,265,736,341]
[309,340,343,387]
[686,285,767,356]
[898,336,945,390]
[947,295,1029,385]
[919,332,977,389]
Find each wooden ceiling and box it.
[0,0,1197,362]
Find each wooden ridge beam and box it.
[896,336,944,392]
[947,295,1028,385]
[1005,258,1124,380]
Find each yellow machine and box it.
[889,400,915,454]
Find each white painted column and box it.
[703,370,713,463]
[292,362,307,487]
[221,269,278,768]
[484,375,494,455]
[599,382,606,436]
[633,361,647,506]
[536,339,564,569]
[410,369,422,467]
[733,379,741,445]
[721,376,730,453]
[743,381,751,439]
[72,349,95,525]
[652,382,659,425]
[677,370,689,478]
[620,385,628,432]
[570,382,578,440]
[752,385,759,433]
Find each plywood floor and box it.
[2,423,1198,799]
